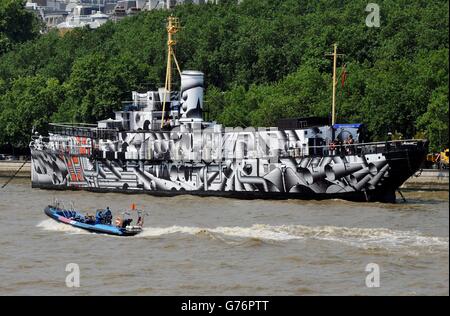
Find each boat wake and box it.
[37,219,89,235]
[138,224,449,250]
[36,219,448,250]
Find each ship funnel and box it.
[180,70,204,121]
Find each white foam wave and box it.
[36,219,89,235]
[139,224,449,249]
[139,225,299,241]
[36,218,448,250]
[272,225,449,249]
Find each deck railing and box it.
[285,139,428,159]
[48,123,118,140]
[37,124,428,161]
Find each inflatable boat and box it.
[44,205,144,236]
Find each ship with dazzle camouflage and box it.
[30,17,428,203]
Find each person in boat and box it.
[94,207,113,225]
[122,216,133,228]
[345,134,354,154]
[345,134,354,144]
[114,214,132,228]
[95,210,103,224]
[331,138,342,155]
[329,139,337,156]
[85,214,96,224]
[114,216,123,228]
[137,213,144,227]
[104,207,112,225]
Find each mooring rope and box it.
[1,158,28,189]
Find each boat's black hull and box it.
[34,183,394,202]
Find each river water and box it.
[0,178,448,295]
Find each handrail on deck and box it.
[292,139,427,158]
[49,122,98,128]
[48,123,119,140]
[304,139,426,149]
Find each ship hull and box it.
[30,140,427,203]
[31,183,389,202]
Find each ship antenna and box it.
[161,15,182,129]
[325,43,344,126]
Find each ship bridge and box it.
[98,70,205,132]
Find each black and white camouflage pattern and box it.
[30,127,391,196]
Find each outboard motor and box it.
[179,70,204,122]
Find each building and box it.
[26,1,69,29]
[27,0,223,31]
[57,5,110,30]
[146,0,219,10]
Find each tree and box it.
[417,86,449,152]
[53,52,150,123]
[0,0,42,54]
[0,0,448,149]
[0,75,63,147]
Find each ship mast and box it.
[326,43,344,126]
[161,16,182,129]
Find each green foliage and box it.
[0,0,448,151]
[0,75,63,146]
[249,66,330,127]
[417,86,449,152]
[55,51,151,123]
[0,0,42,54]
